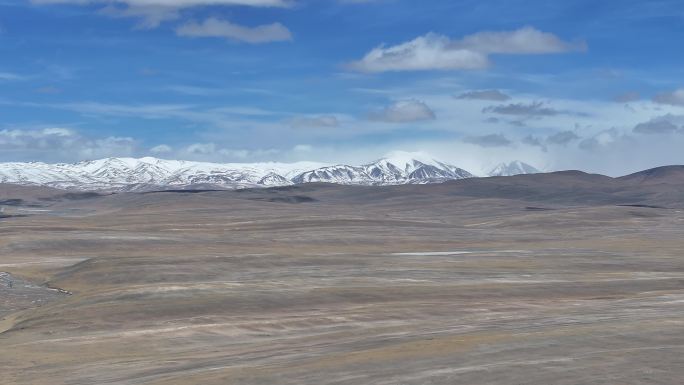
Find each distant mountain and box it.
[293,157,474,186]
[0,155,475,191]
[617,165,684,185]
[488,161,540,177]
[0,157,325,191]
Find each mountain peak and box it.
[375,151,441,169]
[488,161,540,177]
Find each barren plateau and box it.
[1,169,684,384]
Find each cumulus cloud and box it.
[32,0,291,28]
[483,101,558,117]
[463,133,512,147]
[579,128,624,151]
[633,114,683,134]
[348,26,584,73]
[369,100,436,123]
[456,89,511,101]
[176,17,292,43]
[287,115,339,129]
[348,33,489,72]
[457,26,585,54]
[652,89,684,107]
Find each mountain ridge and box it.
[0,156,480,191]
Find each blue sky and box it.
[1,0,684,174]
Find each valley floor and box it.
[1,186,683,384]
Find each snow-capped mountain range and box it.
[0,155,539,191]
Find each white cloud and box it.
[33,0,289,5]
[293,144,312,152]
[185,142,216,155]
[483,101,559,117]
[348,26,584,73]
[287,115,339,129]
[41,127,75,136]
[0,127,136,162]
[456,90,511,101]
[85,136,137,158]
[10,101,278,126]
[0,127,74,143]
[150,144,173,154]
[348,33,489,72]
[32,0,292,28]
[369,100,436,123]
[455,26,585,54]
[653,89,684,107]
[579,128,624,151]
[633,114,684,134]
[548,133,684,177]
[8,88,684,175]
[176,17,292,43]
[179,142,281,161]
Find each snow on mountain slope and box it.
[0,158,328,190]
[0,155,476,191]
[488,161,541,177]
[292,155,474,186]
[292,164,373,185]
[258,172,294,186]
